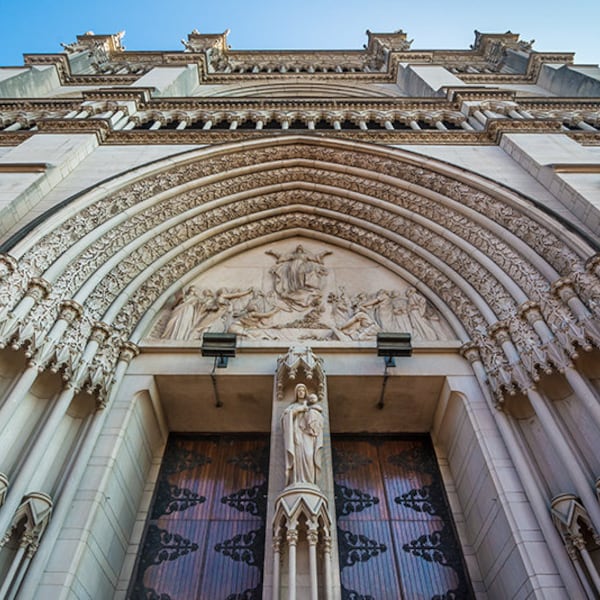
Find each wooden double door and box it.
[130,434,472,600]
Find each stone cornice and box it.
[3,95,599,113]
[1,120,597,148]
[0,163,48,173]
[201,71,395,83]
[571,133,600,146]
[448,89,517,103]
[105,128,488,145]
[0,132,33,146]
[36,118,110,142]
[486,118,565,142]
[519,99,600,110]
[80,88,153,103]
[147,98,453,111]
[0,99,81,111]
[3,95,598,113]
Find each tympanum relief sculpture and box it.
[151,243,453,342]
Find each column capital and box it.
[89,321,112,344]
[306,529,319,546]
[517,301,543,323]
[585,254,600,277]
[571,534,587,552]
[59,299,84,323]
[488,320,511,343]
[286,529,299,546]
[119,340,140,364]
[0,254,18,279]
[25,277,52,301]
[551,277,577,302]
[460,341,481,364]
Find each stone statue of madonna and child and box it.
[281,383,324,488]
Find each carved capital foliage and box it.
[0,254,18,280]
[25,277,51,301]
[286,529,299,545]
[1,140,598,403]
[119,341,140,364]
[460,341,481,364]
[551,276,576,302]
[488,320,511,344]
[518,300,542,324]
[586,253,600,278]
[59,299,84,323]
[90,321,112,344]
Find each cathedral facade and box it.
[0,27,600,599]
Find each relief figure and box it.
[406,287,440,340]
[161,286,200,340]
[266,245,331,309]
[195,287,253,335]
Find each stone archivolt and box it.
[0,137,599,403]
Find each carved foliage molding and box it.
[1,141,598,401]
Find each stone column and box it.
[526,387,600,532]
[323,534,333,600]
[491,322,600,527]
[272,533,282,598]
[0,278,52,433]
[574,536,600,592]
[0,322,110,540]
[16,341,139,598]
[567,543,597,599]
[307,525,319,600]
[461,343,587,598]
[520,301,600,430]
[287,528,298,600]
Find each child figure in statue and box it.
[282,384,324,487]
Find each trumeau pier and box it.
[0,27,599,599]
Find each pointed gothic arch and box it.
[0,135,599,406]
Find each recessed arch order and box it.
[1,135,599,401]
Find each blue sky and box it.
[1,0,599,66]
